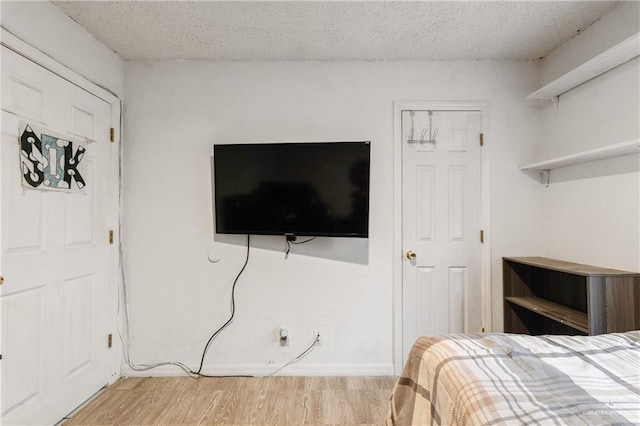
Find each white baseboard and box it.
[122,362,394,377]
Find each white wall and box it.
[0,1,124,98]
[537,4,640,271]
[123,60,541,375]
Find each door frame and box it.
[1,28,122,381]
[392,101,492,374]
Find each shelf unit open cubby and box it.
[503,257,640,336]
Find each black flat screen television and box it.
[213,142,370,238]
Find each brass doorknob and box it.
[0,276,4,285]
[406,250,416,260]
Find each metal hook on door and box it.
[406,110,438,146]
[407,111,416,144]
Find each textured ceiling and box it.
[53,1,620,61]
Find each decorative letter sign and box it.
[19,122,87,192]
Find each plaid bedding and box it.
[388,331,640,425]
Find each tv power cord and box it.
[192,235,252,377]
[119,233,320,378]
[284,235,316,258]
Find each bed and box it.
[388,331,640,425]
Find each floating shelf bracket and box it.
[541,170,551,187]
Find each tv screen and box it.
[213,142,370,238]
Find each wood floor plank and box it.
[323,389,353,424]
[203,388,248,424]
[63,376,397,425]
[106,376,145,391]
[300,389,323,424]
[64,389,129,425]
[118,391,172,425]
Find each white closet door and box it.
[401,110,483,363]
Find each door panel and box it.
[3,138,45,254]
[402,110,482,363]
[1,46,114,425]
[5,75,47,124]
[416,166,435,241]
[69,104,97,141]
[65,160,96,248]
[448,166,466,241]
[448,266,467,331]
[64,274,95,377]
[2,289,42,414]
[416,266,435,335]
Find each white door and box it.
[1,47,115,425]
[401,110,483,361]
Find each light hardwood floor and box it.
[61,376,397,425]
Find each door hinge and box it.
[109,230,114,245]
[110,128,115,143]
[107,333,113,348]
[482,327,485,332]
[479,133,484,147]
[480,230,484,243]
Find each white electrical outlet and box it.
[313,329,324,346]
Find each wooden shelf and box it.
[503,257,640,336]
[521,139,640,173]
[527,33,640,102]
[503,256,640,277]
[505,296,588,333]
